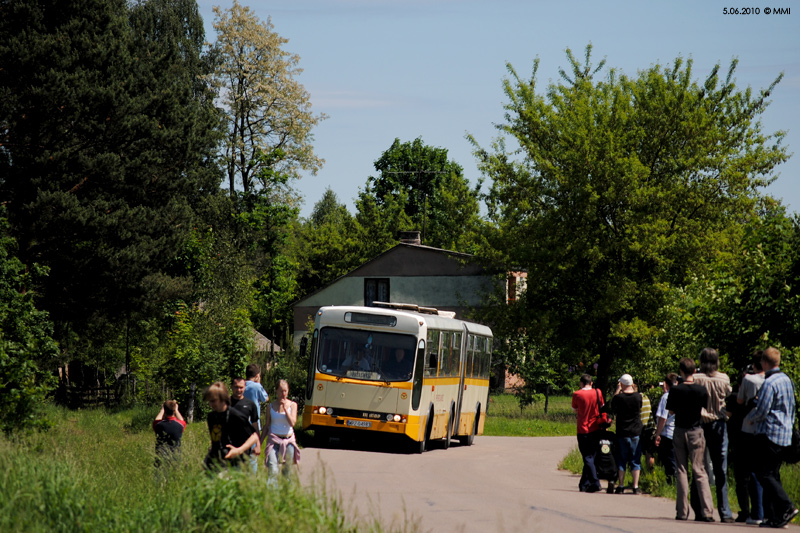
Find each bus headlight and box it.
[393,414,402,422]
[319,406,327,415]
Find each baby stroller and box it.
[595,429,618,493]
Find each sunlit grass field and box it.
[0,405,380,533]
[483,393,577,437]
[0,394,573,532]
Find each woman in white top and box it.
[261,379,300,484]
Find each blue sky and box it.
[197,0,799,218]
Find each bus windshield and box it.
[317,327,417,382]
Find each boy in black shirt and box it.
[203,381,259,471]
[667,358,714,521]
[230,377,261,473]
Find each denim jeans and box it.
[616,435,642,472]
[732,431,763,520]
[267,444,296,487]
[703,420,733,519]
[577,431,601,491]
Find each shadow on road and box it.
[298,428,465,455]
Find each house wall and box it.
[291,244,499,346]
[291,274,492,344]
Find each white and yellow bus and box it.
[301,303,492,452]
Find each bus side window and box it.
[483,339,492,379]
[441,331,451,377]
[452,332,462,377]
[426,330,440,376]
[474,337,484,378]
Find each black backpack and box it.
[595,430,618,481]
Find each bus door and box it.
[454,329,467,431]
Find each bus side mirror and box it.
[299,337,308,358]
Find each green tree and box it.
[657,204,800,372]
[473,45,789,390]
[359,137,483,251]
[0,212,57,433]
[0,0,221,364]
[294,189,364,297]
[210,0,326,195]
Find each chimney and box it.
[399,230,421,245]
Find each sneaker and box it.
[736,514,750,523]
[695,516,715,522]
[614,485,625,494]
[721,517,735,523]
[632,487,642,495]
[675,516,688,521]
[775,508,800,528]
[760,521,776,528]
[746,518,763,525]
[606,482,615,494]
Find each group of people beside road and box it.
[573,346,799,528]
[152,364,301,485]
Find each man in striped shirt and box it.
[744,347,799,529]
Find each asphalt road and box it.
[299,435,792,532]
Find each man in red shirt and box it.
[572,373,605,492]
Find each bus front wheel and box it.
[414,411,433,454]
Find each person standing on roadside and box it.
[571,374,604,493]
[244,364,269,431]
[611,373,643,494]
[743,347,799,529]
[732,351,765,524]
[693,347,734,523]
[262,379,301,486]
[668,358,715,522]
[654,373,678,484]
[231,376,261,474]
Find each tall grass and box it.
[0,405,374,532]
[484,393,576,436]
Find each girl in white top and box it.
[262,380,300,484]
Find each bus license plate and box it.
[346,420,371,428]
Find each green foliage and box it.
[293,189,366,298]
[0,0,221,372]
[210,0,326,194]
[0,213,58,433]
[357,137,484,252]
[473,44,789,390]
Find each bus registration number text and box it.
[346,420,372,428]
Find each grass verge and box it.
[484,393,576,437]
[0,405,383,533]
